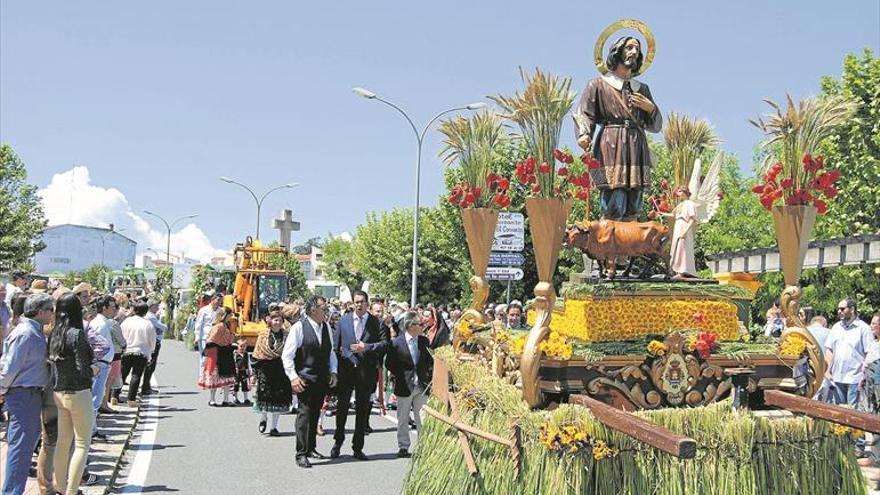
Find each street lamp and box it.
[142,210,198,264]
[219,178,299,240]
[100,227,126,267]
[353,86,486,306]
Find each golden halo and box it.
[593,18,655,76]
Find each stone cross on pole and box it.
[273,209,300,250]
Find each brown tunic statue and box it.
[574,36,662,221]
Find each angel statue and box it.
[669,152,724,279]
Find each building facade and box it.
[34,224,137,274]
[296,245,350,301]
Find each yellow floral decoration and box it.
[528,297,739,342]
[539,331,573,360]
[647,340,668,356]
[511,335,527,355]
[778,334,809,358]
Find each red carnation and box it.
[814,199,828,214]
[576,188,589,201]
[660,179,669,191]
[752,184,765,194]
[694,340,711,359]
[553,149,565,162]
[823,185,838,198]
[464,192,476,204]
[558,167,569,177]
[781,177,793,189]
[562,152,574,164]
[525,157,536,174]
[539,162,551,174]
[498,177,510,190]
[531,184,541,193]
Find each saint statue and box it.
[574,24,662,221]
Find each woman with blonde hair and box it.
[197,307,237,406]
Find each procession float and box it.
[403,19,874,495]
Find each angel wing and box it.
[689,151,724,222]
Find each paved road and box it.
[114,340,409,495]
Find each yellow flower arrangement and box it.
[591,439,619,460]
[778,334,809,358]
[527,297,739,342]
[540,422,616,460]
[647,340,668,356]
[539,331,573,360]
[493,330,510,344]
[455,319,474,342]
[830,423,863,438]
[512,335,527,355]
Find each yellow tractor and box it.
[224,238,289,347]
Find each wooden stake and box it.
[764,389,880,434]
[423,405,515,448]
[570,394,697,459]
[448,394,479,477]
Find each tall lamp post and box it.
[142,211,198,264]
[219,178,299,240]
[353,86,485,306]
[100,227,126,267]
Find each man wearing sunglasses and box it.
[824,298,874,406]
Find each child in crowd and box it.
[233,338,252,405]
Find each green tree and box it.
[0,145,47,271]
[815,49,880,237]
[79,264,111,291]
[291,237,322,255]
[320,236,365,296]
[267,251,309,300]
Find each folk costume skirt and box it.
[198,344,236,390]
[252,357,292,413]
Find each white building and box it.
[34,224,136,273]
[296,245,350,301]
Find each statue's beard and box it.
[623,55,638,69]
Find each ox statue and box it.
[566,220,671,279]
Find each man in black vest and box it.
[385,311,433,458]
[282,295,338,468]
[331,290,389,460]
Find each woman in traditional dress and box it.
[669,186,698,279]
[251,310,292,436]
[197,307,236,406]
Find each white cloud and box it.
[38,166,227,262]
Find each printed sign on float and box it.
[485,267,524,281]
[491,212,524,252]
[489,252,525,266]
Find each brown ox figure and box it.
[566,220,671,279]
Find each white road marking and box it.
[116,376,160,494]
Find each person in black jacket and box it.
[385,311,433,458]
[330,290,389,460]
[47,293,95,495]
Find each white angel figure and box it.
[669,151,724,279]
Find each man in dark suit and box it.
[385,310,433,458]
[330,290,388,460]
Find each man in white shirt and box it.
[193,293,222,372]
[4,270,27,307]
[119,301,157,407]
[824,298,874,406]
[89,296,119,438]
[281,295,337,468]
[142,299,168,395]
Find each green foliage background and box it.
[0,144,47,272]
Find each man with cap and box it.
[142,297,168,395]
[29,279,49,294]
[0,293,53,494]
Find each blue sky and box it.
[2,1,878,259]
